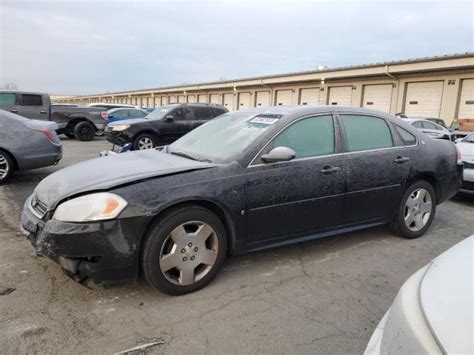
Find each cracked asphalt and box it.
[0,137,472,354]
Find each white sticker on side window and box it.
[250,116,279,125]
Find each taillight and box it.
[34,128,61,146]
[455,144,463,164]
[101,112,109,121]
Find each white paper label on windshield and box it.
[250,116,279,125]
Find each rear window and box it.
[194,107,212,120]
[21,94,43,106]
[0,93,16,105]
[340,114,393,152]
[211,107,226,117]
[394,125,417,145]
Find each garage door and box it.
[328,86,352,106]
[223,93,234,110]
[187,95,196,103]
[300,88,320,105]
[161,96,168,105]
[238,92,251,109]
[198,94,207,103]
[177,95,186,103]
[210,94,221,105]
[404,81,444,117]
[362,84,393,112]
[275,90,293,106]
[458,79,474,119]
[169,95,177,103]
[255,91,270,107]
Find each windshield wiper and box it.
[169,151,213,163]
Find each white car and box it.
[403,118,454,140]
[456,133,474,195]
[365,236,473,355]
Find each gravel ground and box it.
[0,137,472,354]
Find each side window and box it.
[195,107,212,120]
[21,94,43,106]
[173,107,193,120]
[0,93,16,106]
[112,110,128,119]
[340,114,393,152]
[211,108,225,117]
[423,121,440,130]
[412,121,423,128]
[272,115,335,159]
[129,109,146,118]
[394,125,417,146]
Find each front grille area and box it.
[461,180,474,191]
[30,195,48,219]
[105,126,113,132]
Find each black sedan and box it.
[21,106,462,295]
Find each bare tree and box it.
[1,82,18,90]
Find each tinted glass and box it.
[173,107,193,120]
[412,121,423,128]
[111,109,128,119]
[21,94,43,106]
[394,125,416,145]
[211,107,226,117]
[272,115,334,158]
[194,107,212,120]
[341,114,393,152]
[0,93,15,105]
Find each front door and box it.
[161,107,192,142]
[0,92,18,116]
[338,113,412,224]
[245,114,347,244]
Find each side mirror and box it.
[261,146,296,164]
[165,115,174,122]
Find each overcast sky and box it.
[0,0,472,95]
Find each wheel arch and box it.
[407,173,441,203]
[66,117,95,132]
[0,147,18,171]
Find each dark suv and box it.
[104,103,228,150]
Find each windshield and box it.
[169,111,277,162]
[145,105,179,120]
[462,133,474,143]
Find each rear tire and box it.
[389,180,436,239]
[74,121,95,141]
[0,150,14,184]
[142,205,228,295]
[133,133,157,150]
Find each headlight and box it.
[112,124,130,131]
[53,193,128,222]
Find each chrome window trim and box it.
[248,113,418,169]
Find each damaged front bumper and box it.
[20,196,151,285]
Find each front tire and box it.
[133,133,158,150]
[0,150,14,184]
[389,180,436,239]
[142,205,228,295]
[74,121,96,141]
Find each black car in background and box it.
[104,103,228,150]
[21,106,462,295]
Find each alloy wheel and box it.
[159,221,219,286]
[138,137,154,150]
[404,188,433,231]
[0,154,9,180]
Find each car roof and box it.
[235,105,394,117]
[169,103,227,109]
[107,107,143,113]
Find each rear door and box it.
[245,114,347,244]
[339,113,412,224]
[18,93,49,120]
[0,92,18,115]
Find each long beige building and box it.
[57,53,474,124]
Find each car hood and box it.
[457,141,474,162]
[419,236,473,354]
[34,149,216,209]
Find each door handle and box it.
[40,110,47,114]
[11,109,18,113]
[394,156,410,164]
[320,166,341,174]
